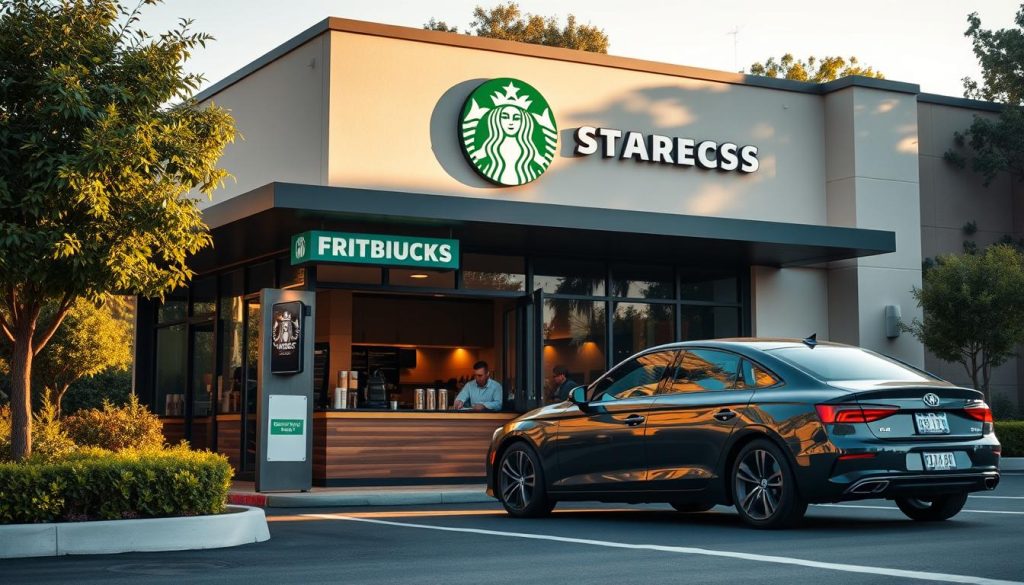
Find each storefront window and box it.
[389,268,455,288]
[154,324,187,416]
[612,302,675,363]
[317,264,382,285]
[462,254,526,292]
[679,272,738,303]
[534,258,606,296]
[246,260,276,294]
[611,265,673,299]
[542,299,606,405]
[679,306,741,340]
[219,270,244,417]
[157,288,187,324]
[190,276,216,317]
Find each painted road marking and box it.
[816,504,1024,515]
[305,513,1022,585]
[969,495,1024,500]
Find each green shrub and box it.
[0,445,232,524]
[0,401,76,463]
[61,368,132,415]
[63,394,164,451]
[996,421,1024,458]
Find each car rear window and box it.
[770,346,936,382]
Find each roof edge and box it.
[918,92,1005,113]
[194,17,940,104]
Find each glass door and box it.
[187,321,217,451]
[239,296,261,479]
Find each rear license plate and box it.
[914,412,950,434]
[923,452,957,471]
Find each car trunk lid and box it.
[829,383,986,441]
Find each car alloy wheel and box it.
[731,439,807,529]
[498,443,554,518]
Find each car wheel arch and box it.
[720,427,803,506]
[492,435,544,492]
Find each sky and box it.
[136,0,1021,99]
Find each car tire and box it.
[670,501,715,513]
[731,439,807,529]
[894,493,968,522]
[497,443,555,518]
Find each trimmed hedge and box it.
[0,446,232,524]
[996,421,1024,458]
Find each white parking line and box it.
[816,504,1024,515]
[969,495,1024,500]
[306,513,1022,585]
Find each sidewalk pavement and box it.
[229,458,1024,509]
[228,481,492,508]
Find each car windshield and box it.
[770,346,936,382]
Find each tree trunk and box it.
[9,318,37,461]
[53,384,70,418]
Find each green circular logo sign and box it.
[459,78,557,186]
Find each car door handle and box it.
[713,409,737,422]
[623,414,646,426]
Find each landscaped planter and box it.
[0,505,269,558]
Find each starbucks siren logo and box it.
[295,235,306,259]
[459,78,557,186]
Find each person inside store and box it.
[549,365,578,403]
[453,361,503,412]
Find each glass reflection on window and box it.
[612,302,674,363]
[533,258,605,296]
[542,299,606,405]
[680,306,740,341]
[611,265,673,299]
[662,349,740,394]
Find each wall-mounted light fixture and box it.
[884,305,901,339]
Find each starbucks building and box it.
[133,18,1022,486]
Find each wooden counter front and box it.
[313,411,517,485]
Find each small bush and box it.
[61,368,132,415]
[0,401,76,463]
[63,394,164,451]
[0,445,232,524]
[996,421,1024,458]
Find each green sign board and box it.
[290,231,459,270]
[270,419,305,435]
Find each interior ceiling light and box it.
[409,273,430,279]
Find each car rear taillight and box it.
[815,404,898,424]
[964,404,993,423]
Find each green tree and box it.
[425,2,609,53]
[748,54,884,82]
[0,0,235,460]
[946,5,1024,186]
[903,245,1024,401]
[31,296,133,416]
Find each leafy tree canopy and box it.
[903,245,1024,400]
[946,4,1024,185]
[748,54,884,83]
[0,0,235,459]
[425,2,609,53]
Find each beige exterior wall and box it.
[824,87,924,366]
[327,31,827,225]
[919,102,1024,408]
[199,35,330,208]
[751,266,829,339]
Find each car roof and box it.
[642,337,855,353]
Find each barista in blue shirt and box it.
[453,361,503,411]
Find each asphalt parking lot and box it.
[3,473,1023,585]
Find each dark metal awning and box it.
[192,182,895,272]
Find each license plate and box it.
[923,452,957,471]
[914,412,950,434]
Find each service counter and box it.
[313,411,516,486]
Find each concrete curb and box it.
[262,489,493,508]
[0,505,270,559]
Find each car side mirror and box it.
[569,386,587,406]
